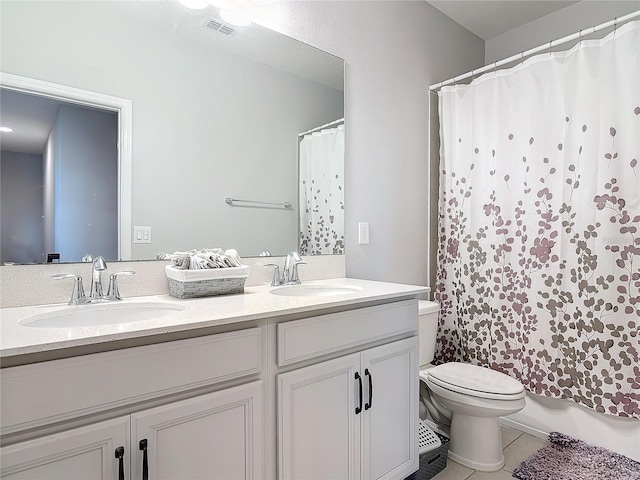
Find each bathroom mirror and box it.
[0,0,344,264]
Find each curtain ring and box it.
[548,41,552,56]
[493,61,498,74]
[520,51,525,65]
[614,17,617,35]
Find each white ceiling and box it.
[427,0,580,40]
[0,90,64,154]
[119,1,344,91]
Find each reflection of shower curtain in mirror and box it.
[299,124,345,255]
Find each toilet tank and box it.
[418,300,440,367]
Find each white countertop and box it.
[0,278,427,359]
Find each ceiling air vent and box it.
[205,18,237,37]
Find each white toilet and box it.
[418,300,526,471]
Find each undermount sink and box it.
[19,302,185,329]
[270,284,363,297]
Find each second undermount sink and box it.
[19,302,185,329]
[270,284,363,297]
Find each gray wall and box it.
[485,1,640,64]
[266,1,485,286]
[49,105,119,262]
[0,151,44,264]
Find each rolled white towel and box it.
[199,248,224,257]
[158,248,243,269]
[189,254,210,268]
[157,249,198,261]
[173,249,199,256]
[223,249,243,267]
[189,255,212,270]
[212,254,229,268]
[172,255,191,270]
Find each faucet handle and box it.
[264,263,282,286]
[52,273,88,305]
[290,262,307,285]
[106,271,135,300]
[287,251,302,263]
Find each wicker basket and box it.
[165,265,250,299]
[405,431,450,480]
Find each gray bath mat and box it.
[513,432,640,480]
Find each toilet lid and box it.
[427,362,524,396]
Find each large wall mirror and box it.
[0,1,344,264]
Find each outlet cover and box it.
[133,226,152,244]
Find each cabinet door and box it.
[1,416,130,480]
[131,381,262,480]
[278,353,361,480]
[361,337,418,480]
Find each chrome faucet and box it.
[283,251,302,284]
[90,256,108,300]
[52,273,90,305]
[105,271,135,300]
[52,255,135,305]
[265,251,306,286]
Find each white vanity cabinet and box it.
[279,352,361,479]
[277,300,419,480]
[1,328,264,480]
[1,417,130,480]
[131,381,262,480]
[1,292,423,480]
[1,382,262,480]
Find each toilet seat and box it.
[425,362,525,400]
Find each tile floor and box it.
[431,425,548,480]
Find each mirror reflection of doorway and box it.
[0,88,118,264]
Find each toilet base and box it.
[447,414,505,471]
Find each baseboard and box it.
[499,417,548,440]
[498,392,639,461]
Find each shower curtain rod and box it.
[298,117,345,137]
[429,10,640,91]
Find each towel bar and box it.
[225,197,292,209]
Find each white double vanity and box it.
[0,278,427,480]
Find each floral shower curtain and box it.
[299,123,345,255]
[435,21,639,418]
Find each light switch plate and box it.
[133,226,152,244]
[358,222,370,245]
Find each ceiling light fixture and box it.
[219,9,252,27]
[0,127,14,133]
[177,0,208,10]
